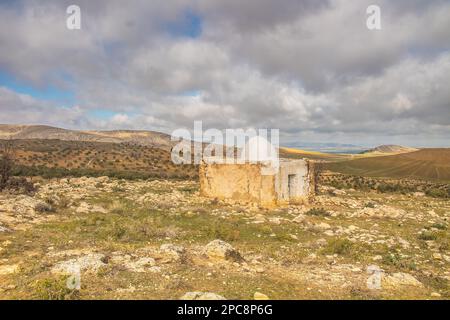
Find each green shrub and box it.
[35,202,55,213]
[425,188,449,199]
[321,238,353,255]
[429,223,447,230]
[365,202,376,208]
[33,276,79,300]
[382,252,417,270]
[305,207,330,217]
[418,231,437,241]
[205,221,241,242]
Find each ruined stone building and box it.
[199,137,315,207]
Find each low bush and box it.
[33,276,80,300]
[305,207,330,217]
[321,238,354,255]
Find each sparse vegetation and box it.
[305,207,330,217]
[321,171,449,198]
[0,140,14,190]
[33,276,80,300]
[0,177,448,300]
[2,139,197,180]
[0,133,449,300]
[418,231,437,241]
[321,238,354,255]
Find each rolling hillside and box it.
[0,124,173,150]
[326,148,450,182]
[361,144,418,155]
[0,139,197,179]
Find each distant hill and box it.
[0,124,173,150]
[326,148,450,182]
[361,144,418,155]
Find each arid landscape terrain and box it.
[0,125,448,300]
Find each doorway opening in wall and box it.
[288,174,298,199]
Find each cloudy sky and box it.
[0,0,449,147]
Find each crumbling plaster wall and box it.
[199,163,277,206]
[275,160,315,204]
[199,159,314,207]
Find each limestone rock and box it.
[204,239,243,262]
[383,272,423,288]
[160,243,186,262]
[124,257,156,273]
[0,195,51,215]
[0,225,10,233]
[352,205,405,219]
[180,292,226,300]
[75,202,107,214]
[0,264,19,275]
[431,292,441,297]
[292,214,306,224]
[52,253,106,274]
[254,292,270,300]
[315,238,327,247]
[315,222,331,230]
[110,253,156,272]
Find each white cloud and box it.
[0,0,449,146]
[391,94,413,114]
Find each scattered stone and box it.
[75,202,107,214]
[254,292,269,300]
[315,222,331,230]
[254,266,265,273]
[433,253,442,260]
[204,240,243,262]
[431,292,441,298]
[252,214,266,224]
[126,257,156,273]
[351,205,406,219]
[324,230,335,237]
[52,253,106,274]
[180,292,226,300]
[372,255,382,261]
[117,285,137,293]
[383,273,423,288]
[332,189,346,196]
[0,264,19,275]
[47,248,92,258]
[292,214,306,224]
[303,253,317,263]
[0,195,51,215]
[160,244,186,262]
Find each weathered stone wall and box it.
[199,163,277,206]
[275,160,314,205]
[199,159,315,207]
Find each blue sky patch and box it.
[0,71,75,105]
[166,9,202,38]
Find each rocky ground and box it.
[0,177,448,299]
